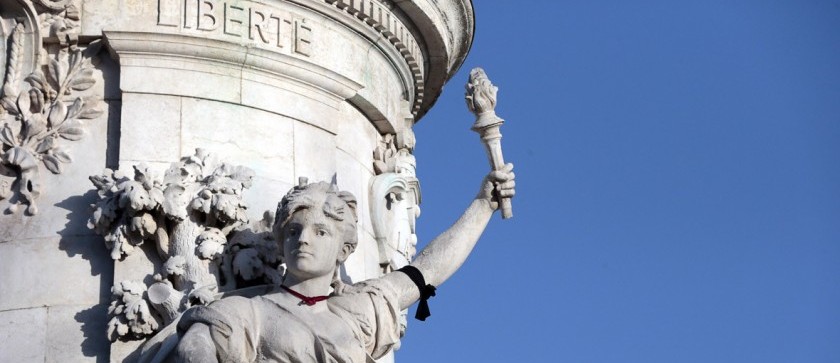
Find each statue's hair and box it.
[272,181,359,256]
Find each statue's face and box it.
[282,206,346,280]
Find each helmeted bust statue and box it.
[143,165,515,363]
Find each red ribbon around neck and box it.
[281,285,330,306]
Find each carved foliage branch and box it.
[0,16,103,214]
[90,150,283,341]
[107,280,161,341]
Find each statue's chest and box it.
[256,301,365,362]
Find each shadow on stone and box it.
[56,189,109,276]
[57,189,114,363]
[75,304,110,363]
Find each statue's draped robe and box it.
[177,280,401,363]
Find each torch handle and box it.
[498,192,513,219]
[481,126,513,219]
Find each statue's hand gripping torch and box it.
[465,68,512,219]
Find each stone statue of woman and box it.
[143,164,515,363]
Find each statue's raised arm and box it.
[382,67,515,315]
[380,164,515,313]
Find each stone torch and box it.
[465,68,512,219]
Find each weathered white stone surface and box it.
[0,307,48,362]
[46,304,110,363]
[0,236,111,311]
[119,93,182,164]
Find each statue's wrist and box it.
[476,195,496,212]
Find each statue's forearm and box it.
[389,197,495,309]
[413,197,494,285]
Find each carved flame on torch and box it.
[465,68,498,116]
[465,67,512,219]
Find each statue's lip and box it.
[292,249,313,257]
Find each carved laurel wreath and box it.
[0,18,103,214]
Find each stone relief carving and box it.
[33,0,75,11]
[371,130,421,344]
[33,0,81,41]
[107,280,161,341]
[0,0,103,215]
[88,150,283,340]
[371,130,420,273]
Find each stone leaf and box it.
[48,99,67,128]
[1,124,18,147]
[233,248,263,281]
[70,69,95,91]
[162,184,189,221]
[164,256,186,277]
[42,154,62,174]
[196,227,226,260]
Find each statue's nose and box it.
[298,228,313,245]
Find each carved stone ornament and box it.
[89,150,284,341]
[0,0,103,215]
[371,129,420,273]
[33,0,75,11]
[371,130,421,343]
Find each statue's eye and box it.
[317,229,328,237]
[288,227,300,236]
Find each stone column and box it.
[0,0,473,361]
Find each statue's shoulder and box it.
[180,288,275,330]
[346,277,399,297]
[330,278,398,315]
[199,296,253,314]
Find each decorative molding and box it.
[89,150,282,341]
[321,0,426,115]
[0,1,104,215]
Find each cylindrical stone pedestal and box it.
[0,0,473,362]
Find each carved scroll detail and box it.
[90,150,282,340]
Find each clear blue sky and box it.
[397,2,840,362]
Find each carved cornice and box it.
[315,0,474,119]
[103,31,361,100]
[392,0,474,120]
[319,0,426,116]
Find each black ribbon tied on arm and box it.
[397,265,436,321]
